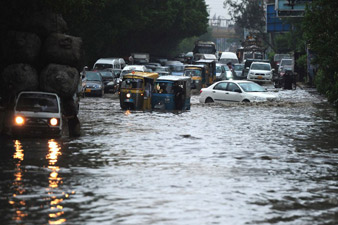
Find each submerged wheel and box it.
[205,97,214,103]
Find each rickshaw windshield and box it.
[121,78,143,89]
[184,69,201,77]
[154,82,173,94]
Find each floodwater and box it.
[0,85,337,225]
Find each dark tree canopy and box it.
[303,0,338,105]
[0,0,209,66]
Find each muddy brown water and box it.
[0,86,337,225]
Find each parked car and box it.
[246,62,273,83]
[199,80,277,103]
[233,63,245,79]
[11,91,63,137]
[84,71,105,97]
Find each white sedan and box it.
[199,80,277,103]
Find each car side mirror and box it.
[234,89,241,93]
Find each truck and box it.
[192,41,216,62]
[131,53,150,65]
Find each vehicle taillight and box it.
[15,116,25,126]
[200,90,203,94]
[50,118,59,126]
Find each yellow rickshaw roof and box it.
[124,72,159,79]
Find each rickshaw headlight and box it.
[15,116,25,126]
[195,80,199,83]
[50,118,59,126]
[126,93,131,98]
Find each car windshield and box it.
[281,60,292,66]
[169,65,184,72]
[234,64,244,71]
[16,94,59,113]
[239,82,266,92]
[250,63,271,71]
[184,69,201,77]
[154,82,173,94]
[86,72,102,81]
[121,78,143,89]
[94,63,113,70]
[99,71,113,78]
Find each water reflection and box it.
[10,140,27,221]
[8,139,68,225]
[46,139,66,225]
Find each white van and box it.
[93,58,126,70]
[219,52,239,64]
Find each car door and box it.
[211,82,228,102]
[224,82,242,102]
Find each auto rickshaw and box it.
[119,72,158,110]
[152,75,191,111]
[194,59,216,86]
[183,65,206,90]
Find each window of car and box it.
[226,82,241,92]
[85,72,102,81]
[238,82,266,92]
[213,82,228,91]
[250,63,271,71]
[234,64,244,71]
[16,94,59,113]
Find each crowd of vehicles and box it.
[5,40,296,138]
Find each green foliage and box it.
[296,54,307,72]
[303,0,338,105]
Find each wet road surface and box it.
[0,85,338,225]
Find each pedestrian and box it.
[128,55,134,65]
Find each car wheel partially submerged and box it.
[205,97,214,103]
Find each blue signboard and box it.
[275,0,312,17]
[266,4,290,33]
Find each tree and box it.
[0,0,209,66]
[303,0,338,108]
[224,0,275,50]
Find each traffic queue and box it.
[8,40,290,138]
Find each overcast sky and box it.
[205,0,231,19]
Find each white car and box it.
[199,80,277,103]
[247,62,273,82]
[11,91,63,137]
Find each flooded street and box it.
[1,85,338,225]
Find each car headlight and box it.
[50,118,59,126]
[249,72,254,75]
[15,116,25,126]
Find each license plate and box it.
[124,99,134,103]
[85,89,91,93]
[257,76,263,79]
